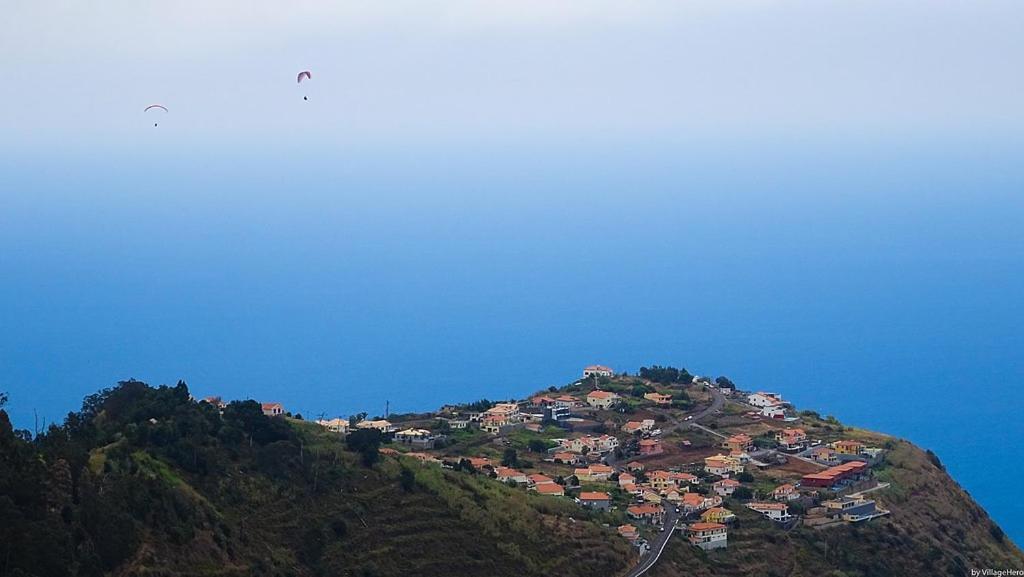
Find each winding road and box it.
[624,505,680,577]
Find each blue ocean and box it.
[1,135,1021,543]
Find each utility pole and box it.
[385,400,390,419]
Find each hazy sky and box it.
[3,0,1023,150]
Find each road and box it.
[618,387,723,577]
[624,505,680,577]
[848,482,890,499]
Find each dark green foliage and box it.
[714,376,736,389]
[638,365,693,384]
[737,471,754,483]
[502,448,519,467]
[400,467,416,492]
[733,486,753,500]
[926,449,945,471]
[347,428,382,466]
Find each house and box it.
[671,472,700,485]
[823,497,889,522]
[618,472,636,486]
[583,365,614,379]
[746,502,792,522]
[831,439,866,455]
[441,417,470,429]
[531,395,557,407]
[648,470,675,491]
[801,461,869,489]
[626,461,646,472]
[563,434,619,454]
[618,524,640,542]
[534,482,566,497]
[394,428,440,448]
[622,482,642,496]
[682,492,722,513]
[664,490,684,503]
[723,434,753,454]
[687,522,728,551]
[713,478,741,497]
[465,457,493,470]
[543,405,572,422]
[775,428,808,450]
[627,503,665,524]
[638,438,663,456]
[772,483,799,501]
[355,419,395,433]
[315,418,349,434]
[704,454,744,477]
[552,452,584,465]
[701,507,736,524]
[642,490,663,504]
[574,464,613,482]
[809,446,840,465]
[643,392,672,406]
[554,395,582,408]
[586,390,620,409]
[494,467,529,484]
[748,392,785,408]
[578,491,612,511]
[760,405,786,419]
[622,419,656,434]
[528,473,554,486]
[261,402,285,417]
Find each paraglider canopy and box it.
[297,71,312,84]
[145,104,167,126]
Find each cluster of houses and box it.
[230,365,892,559]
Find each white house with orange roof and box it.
[713,478,741,497]
[687,522,728,550]
[748,392,786,408]
[533,482,565,497]
[618,524,640,541]
[355,419,395,433]
[627,503,665,524]
[704,454,744,477]
[775,428,808,450]
[586,390,620,409]
[261,402,285,417]
[494,467,528,484]
[772,483,799,501]
[682,492,722,513]
[583,365,614,379]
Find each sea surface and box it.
[1,135,1021,544]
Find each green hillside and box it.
[0,382,631,577]
[1,381,1020,577]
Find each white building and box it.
[315,418,349,434]
[746,502,792,522]
[583,365,614,379]
[748,392,785,408]
[355,419,396,433]
[586,390,620,409]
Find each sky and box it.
[2,0,1023,150]
[2,0,1024,546]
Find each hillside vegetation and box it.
[0,382,631,577]
[650,440,1023,577]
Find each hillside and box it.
[1,379,1021,577]
[649,439,1021,577]
[0,382,630,577]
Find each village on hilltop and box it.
[203,364,893,560]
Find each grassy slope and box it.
[650,440,1024,577]
[104,419,633,577]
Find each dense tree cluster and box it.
[638,365,693,385]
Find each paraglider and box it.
[145,104,168,127]
[297,70,311,100]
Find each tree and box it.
[399,467,416,492]
[528,439,549,453]
[737,471,754,483]
[715,376,736,390]
[346,428,382,466]
[501,448,518,467]
[733,486,753,500]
